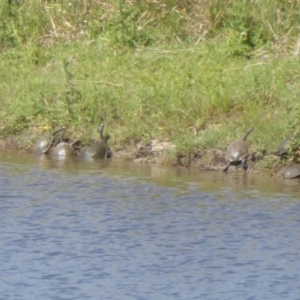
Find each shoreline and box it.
[0,135,287,179]
[1,1,300,181]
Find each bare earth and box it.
[0,134,288,178]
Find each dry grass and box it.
[1,0,300,160]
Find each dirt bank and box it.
[0,133,289,179]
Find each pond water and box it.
[0,151,299,300]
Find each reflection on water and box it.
[0,151,299,300]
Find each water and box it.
[0,151,299,300]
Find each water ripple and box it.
[0,157,299,299]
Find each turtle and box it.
[80,123,112,159]
[283,164,300,179]
[223,127,254,172]
[275,137,292,156]
[32,127,64,155]
[52,127,77,157]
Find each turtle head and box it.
[59,126,67,143]
[52,126,66,136]
[98,124,105,142]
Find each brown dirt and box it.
[0,135,288,178]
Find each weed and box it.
[0,0,300,160]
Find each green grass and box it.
[1,0,300,159]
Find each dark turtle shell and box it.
[225,128,253,162]
[53,142,75,157]
[52,127,76,157]
[224,127,254,171]
[283,164,300,179]
[32,127,64,155]
[275,137,291,156]
[80,123,111,159]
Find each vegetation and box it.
[1,0,300,160]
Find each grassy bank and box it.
[1,0,300,163]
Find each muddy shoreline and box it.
[0,134,288,178]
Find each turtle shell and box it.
[52,127,77,157]
[225,128,253,163]
[283,165,300,179]
[80,142,110,159]
[52,142,75,157]
[32,134,54,155]
[80,123,112,159]
[225,139,248,163]
[276,138,291,156]
[32,127,65,155]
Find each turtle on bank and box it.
[283,164,300,179]
[80,123,112,159]
[32,127,64,155]
[52,127,77,157]
[275,137,292,157]
[223,127,254,172]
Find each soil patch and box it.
[0,134,288,178]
